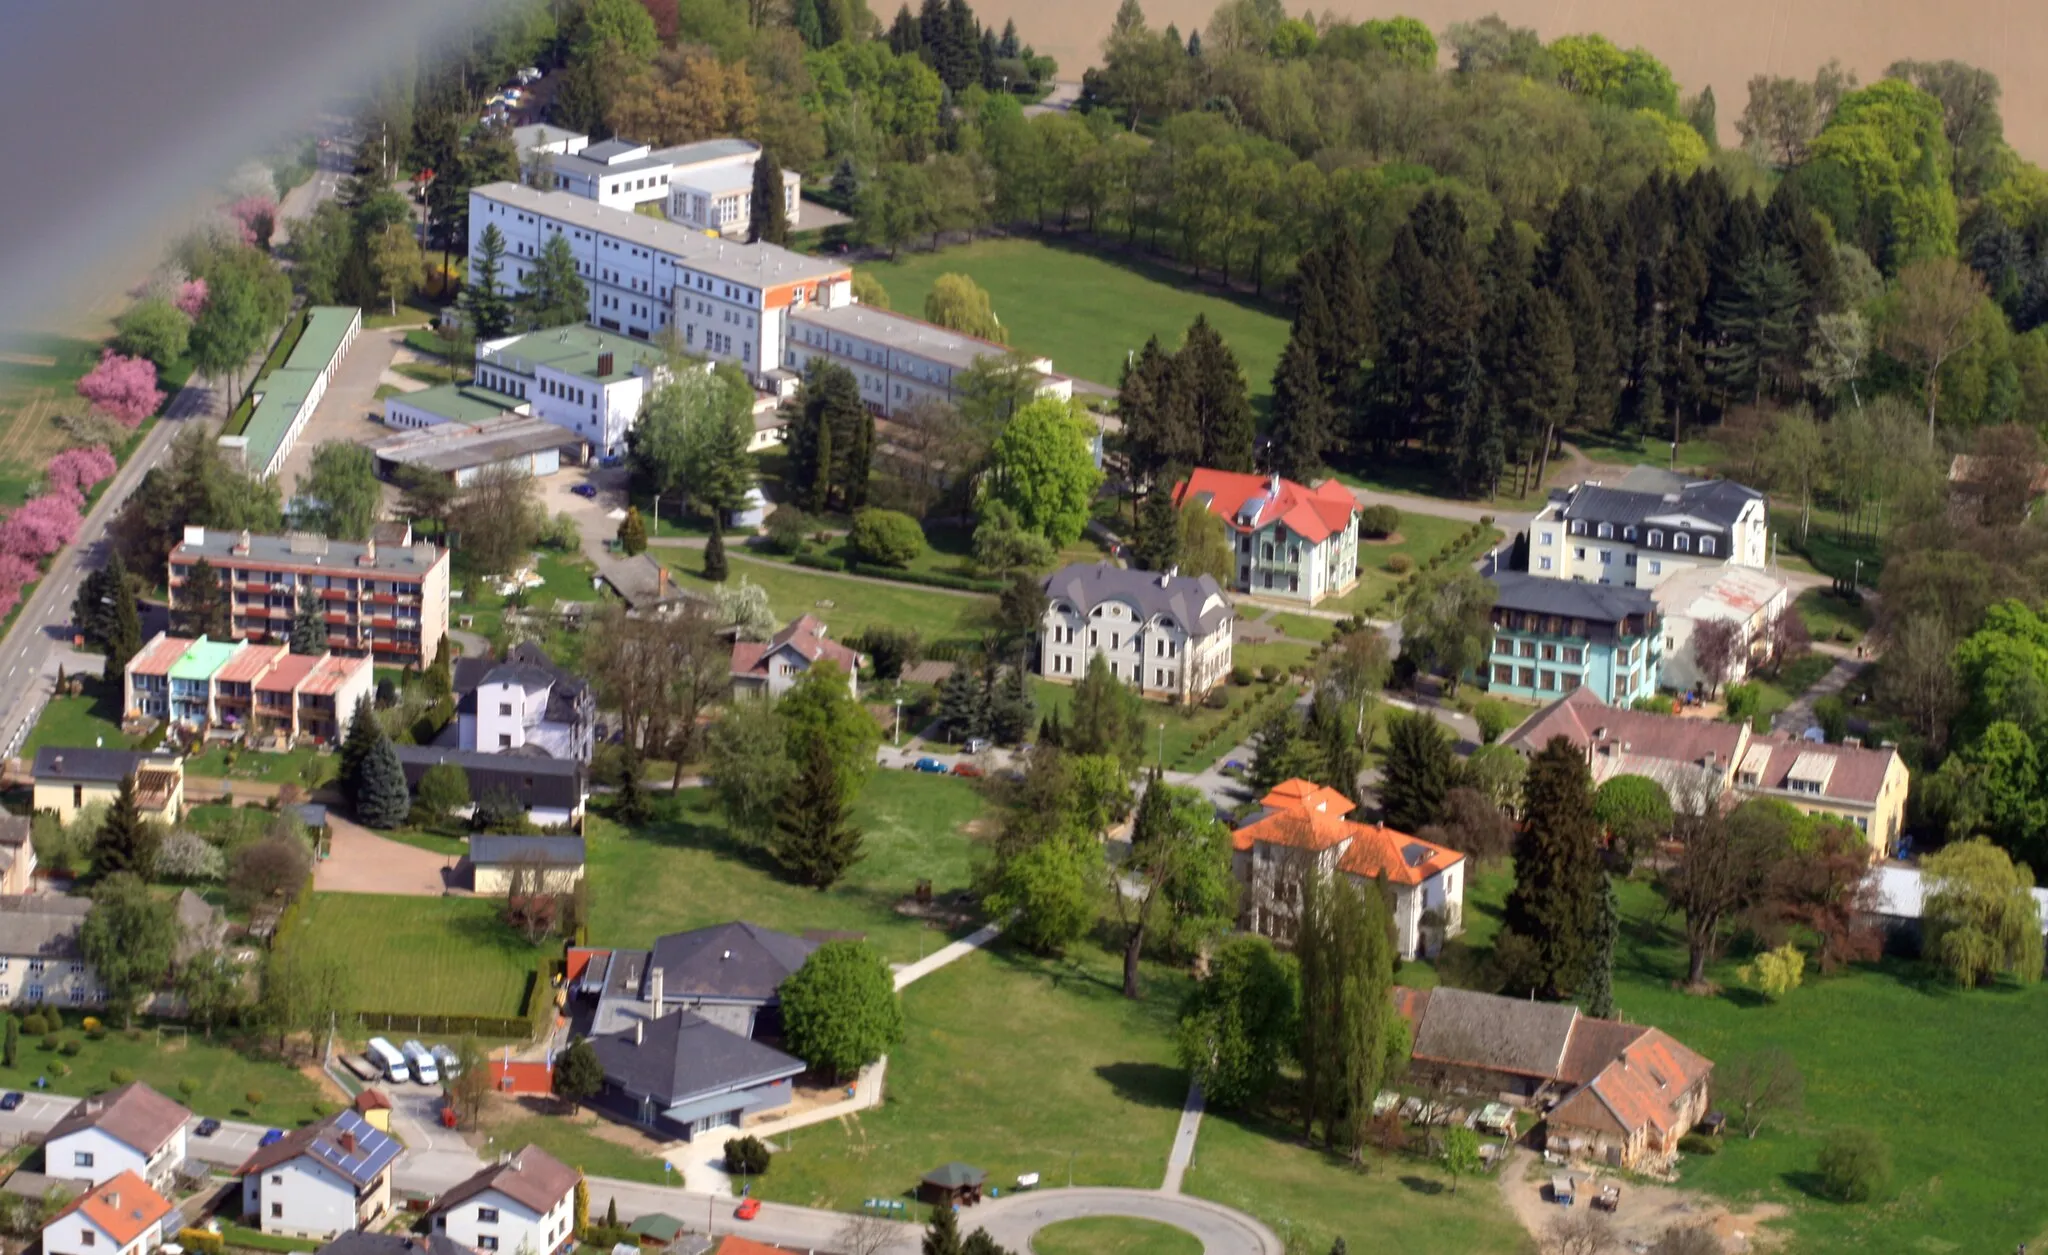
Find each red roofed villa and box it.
[1231,779,1464,958]
[730,615,864,700]
[1176,469,1361,605]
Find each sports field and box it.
[860,238,1290,406]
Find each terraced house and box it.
[124,633,373,745]
[1176,470,1360,605]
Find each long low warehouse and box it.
[370,411,586,485]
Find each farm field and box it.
[859,238,1290,406]
[290,893,541,1018]
[0,333,104,508]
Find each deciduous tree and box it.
[778,941,904,1079]
[1113,774,1235,998]
[79,873,180,1023]
[1176,934,1298,1109]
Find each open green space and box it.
[859,238,1290,405]
[1740,652,1838,726]
[744,522,1108,590]
[0,332,107,508]
[185,745,335,788]
[534,552,601,604]
[1031,1217,1203,1255]
[670,554,995,645]
[22,679,142,756]
[756,941,1190,1209]
[1569,429,1726,475]
[1770,508,1883,585]
[485,1111,673,1186]
[1324,513,1501,619]
[0,1016,327,1128]
[1186,1111,1534,1255]
[1414,869,2048,1253]
[1232,642,1316,682]
[1260,611,1336,643]
[291,894,540,1018]
[1795,586,1873,646]
[587,771,986,966]
[1027,676,1296,773]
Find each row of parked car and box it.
[362,1036,461,1086]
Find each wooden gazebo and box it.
[918,1162,987,1206]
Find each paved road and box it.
[973,1188,1282,1255]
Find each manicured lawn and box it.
[1416,870,2048,1253]
[1770,508,1883,584]
[0,1017,327,1129]
[1032,1217,1202,1255]
[748,522,1108,587]
[587,771,987,966]
[1743,652,1839,724]
[290,894,541,1018]
[1570,428,1725,475]
[860,238,1291,404]
[185,746,336,787]
[1028,677,1297,773]
[755,941,1191,1209]
[1795,586,1872,646]
[1185,1111,1534,1255]
[1261,611,1335,643]
[669,554,994,645]
[22,678,139,756]
[1327,513,1501,619]
[485,1110,674,1186]
[1233,642,1316,683]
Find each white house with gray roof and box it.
[1527,466,1769,591]
[1039,563,1234,703]
[784,303,1072,418]
[471,327,672,460]
[521,133,801,232]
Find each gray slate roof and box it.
[172,529,443,577]
[1548,474,1762,533]
[1488,572,1658,625]
[588,1008,804,1107]
[0,895,91,960]
[1410,987,1582,1080]
[31,747,163,784]
[1042,562,1232,637]
[470,835,586,867]
[648,921,816,1003]
[392,746,583,811]
[318,1233,472,1255]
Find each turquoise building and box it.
[1484,573,1663,706]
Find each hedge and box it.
[180,1230,226,1255]
[849,563,1006,593]
[270,874,317,949]
[793,552,846,572]
[527,957,562,1041]
[356,1011,529,1038]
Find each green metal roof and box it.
[239,306,360,477]
[286,306,359,373]
[388,383,525,424]
[626,1215,684,1242]
[167,637,242,681]
[482,324,669,383]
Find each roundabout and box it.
[968,1187,1284,1255]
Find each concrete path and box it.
[273,325,410,493]
[1772,655,1869,737]
[1162,1083,1204,1194]
[972,1187,1283,1255]
[314,814,461,895]
[892,919,1004,990]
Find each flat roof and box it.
[672,164,754,196]
[386,383,526,425]
[240,307,358,475]
[288,307,358,372]
[371,414,577,474]
[471,182,850,291]
[174,529,445,578]
[652,138,759,168]
[167,638,242,682]
[552,150,668,181]
[791,303,1030,374]
[478,324,669,384]
[513,124,583,151]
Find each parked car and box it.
[910,757,946,773]
[571,483,598,498]
[950,763,984,778]
[1221,759,1246,777]
[0,1092,21,1111]
[735,1198,761,1221]
[432,1044,462,1079]
[259,1129,285,1148]
[963,737,989,754]
[195,1117,221,1137]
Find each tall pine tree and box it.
[1131,484,1183,572]
[773,737,866,888]
[1498,738,1606,999]
[1580,875,1619,1018]
[290,584,326,655]
[1178,316,1254,472]
[355,737,412,829]
[1267,332,1334,481]
[748,149,790,245]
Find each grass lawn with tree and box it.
[859,239,1290,406]
[1794,586,1873,646]
[1327,514,1503,619]
[0,1018,327,1129]
[290,894,542,1018]
[586,771,986,966]
[1027,676,1298,773]
[483,1108,673,1186]
[670,554,995,644]
[21,678,140,756]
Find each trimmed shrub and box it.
[1203,689,1229,709]
[1230,665,1252,686]
[1817,1128,1891,1203]
[1359,504,1400,538]
[245,1089,265,1106]
[724,1135,772,1176]
[849,563,1005,593]
[58,1039,81,1056]
[49,1061,68,1078]
[180,1229,227,1255]
[39,1033,57,1051]
[792,552,846,573]
[1385,554,1414,575]
[109,1068,133,1084]
[845,509,926,567]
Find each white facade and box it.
[46,1126,186,1192]
[42,1197,167,1255]
[471,335,664,461]
[462,673,594,762]
[538,135,804,232]
[434,1186,574,1255]
[1372,864,1463,961]
[243,1157,386,1240]
[784,304,1069,418]
[666,163,803,237]
[1038,569,1233,703]
[1653,565,1791,693]
[1528,487,1769,590]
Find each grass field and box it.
[1260,611,1336,643]
[746,522,1109,588]
[484,1109,674,1185]
[291,894,541,1018]
[1325,513,1501,619]
[0,332,107,508]
[185,745,336,787]
[1412,869,2048,1253]
[586,771,988,966]
[670,553,996,644]
[1032,1218,1202,1255]
[0,1016,326,1129]
[1794,586,1872,646]
[859,238,1291,405]
[1028,675,1299,772]
[755,941,1191,1209]
[22,678,141,756]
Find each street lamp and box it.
[1157,723,1165,769]
[894,699,904,746]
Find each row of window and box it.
[1491,664,1584,694]
[479,201,769,310]
[1242,568,1303,593]
[1552,523,1718,555]
[1497,638,1586,665]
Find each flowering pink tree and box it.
[47,446,117,498]
[0,492,84,561]
[0,552,39,619]
[75,352,163,428]
[227,195,278,249]
[175,278,208,318]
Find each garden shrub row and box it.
[848,563,1005,593]
[356,1011,529,1038]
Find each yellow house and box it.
[468,835,586,896]
[31,748,183,825]
[1730,734,1912,854]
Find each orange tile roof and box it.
[1335,823,1464,886]
[1176,469,1358,545]
[215,642,288,684]
[127,635,196,677]
[1554,1027,1713,1138]
[54,1170,174,1247]
[1232,779,1463,885]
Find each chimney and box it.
[339,1131,356,1153]
[1593,726,1607,740]
[52,754,63,773]
[359,539,377,567]
[649,966,664,1009]
[234,530,251,556]
[633,1020,644,1046]
[597,351,614,376]
[1703,751,1717,769]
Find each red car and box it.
[735,1198,761,1221]
[950,763,984,778]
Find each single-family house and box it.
[1485,573,1663,705]
[729,616,862,701]
[1525,467,1769,590]
[427,1146,580,1255]
[468,835,587,895]
[0,813,37,895]
[586,1008,806,1142]
[1229,780,1464,958]
[1650,565,1790,694]
[43,1083,191,1192]
[40,1170,175,1255]
[238,1111,400,1239]
[1038,563,1234,702]
[317,1235,471,1255]
[1504,686,1911,853]
[0,896,99,1006]
[1394,986,1713,1172]
[454,644,597,763]
[32,749,183,825]
[1175,469,1361,605]
[390,747,585,828]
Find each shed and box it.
[353,1089,393,1132]
[628,1213,687,1245]
[918,1162,985,1206]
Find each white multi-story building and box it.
[455,643,595,763]
[43,1083,191,1192]
[426,1145,580,1255]
[237,1112,399,1240]
[471,326,671,459]
[1177,469,1361,606]
[515,131,802,232]
[784,303,1071,418]
[1038,563,1234,703]
[1527,466,1769,591]
[468,182,850,380]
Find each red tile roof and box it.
[1231,779,1462,885]
[1505,686,1744,767]
[53,1171,174,1248]
[128,635,196,677]
[1552,1027,1712,1138]
[253,653,320,694]
[215,643,287,684]
[715,1239,800,1255]
[1176,469,1358,545]
[1742,732,1899,807]
[731,615,861,680]
[301,653,369,697]
[1336,823,1464,886]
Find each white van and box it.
[365,1037,410,1084]
[403,1040,440,1086]
[431,1044,462,1079]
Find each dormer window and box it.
[1700,536,1716,556]
[1570,520,1586,535]
[1596,523,1612,539]
[1623,526,1636,541]
[1675,533,1691,552]
[1647,529,1663,548]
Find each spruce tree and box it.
[176,557,228,638]
[704,521,729,581]
[1499,739,1606,998]
[103,552,141,681]
[1116,336,1190,487]
[888,3,922,53]
[1177,317,1254,472]
[616,751,650,825]
[461,225,514,339]
[617,507,648,556]
[93,775,155,877]
[355,736,412,829]
[71,567,115,655]
[772,738,865,888]
[290,584,326,655]
[1580,875,1619,1019]
[1267,332,1334,482]
[938,667,988,741]
[988,664,1034,744]
[338,694,381,803]
[1131,485,1182,572]
[1247,710,1310,793]
[1307,685,1364,807]
[748,149,790,245]
[1559,249,1620,430]
[1378,710,1457,833]
[923,1205,963,1255]
[1505,291,1576,493]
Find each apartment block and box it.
[167,527,449,667]
[783,303,1071,418]
[1485,573,1663,706]
[1038,563,1234,703]
[1526,466,1769,590]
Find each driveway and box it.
[274,325,412,495]
[315,815,462,895]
